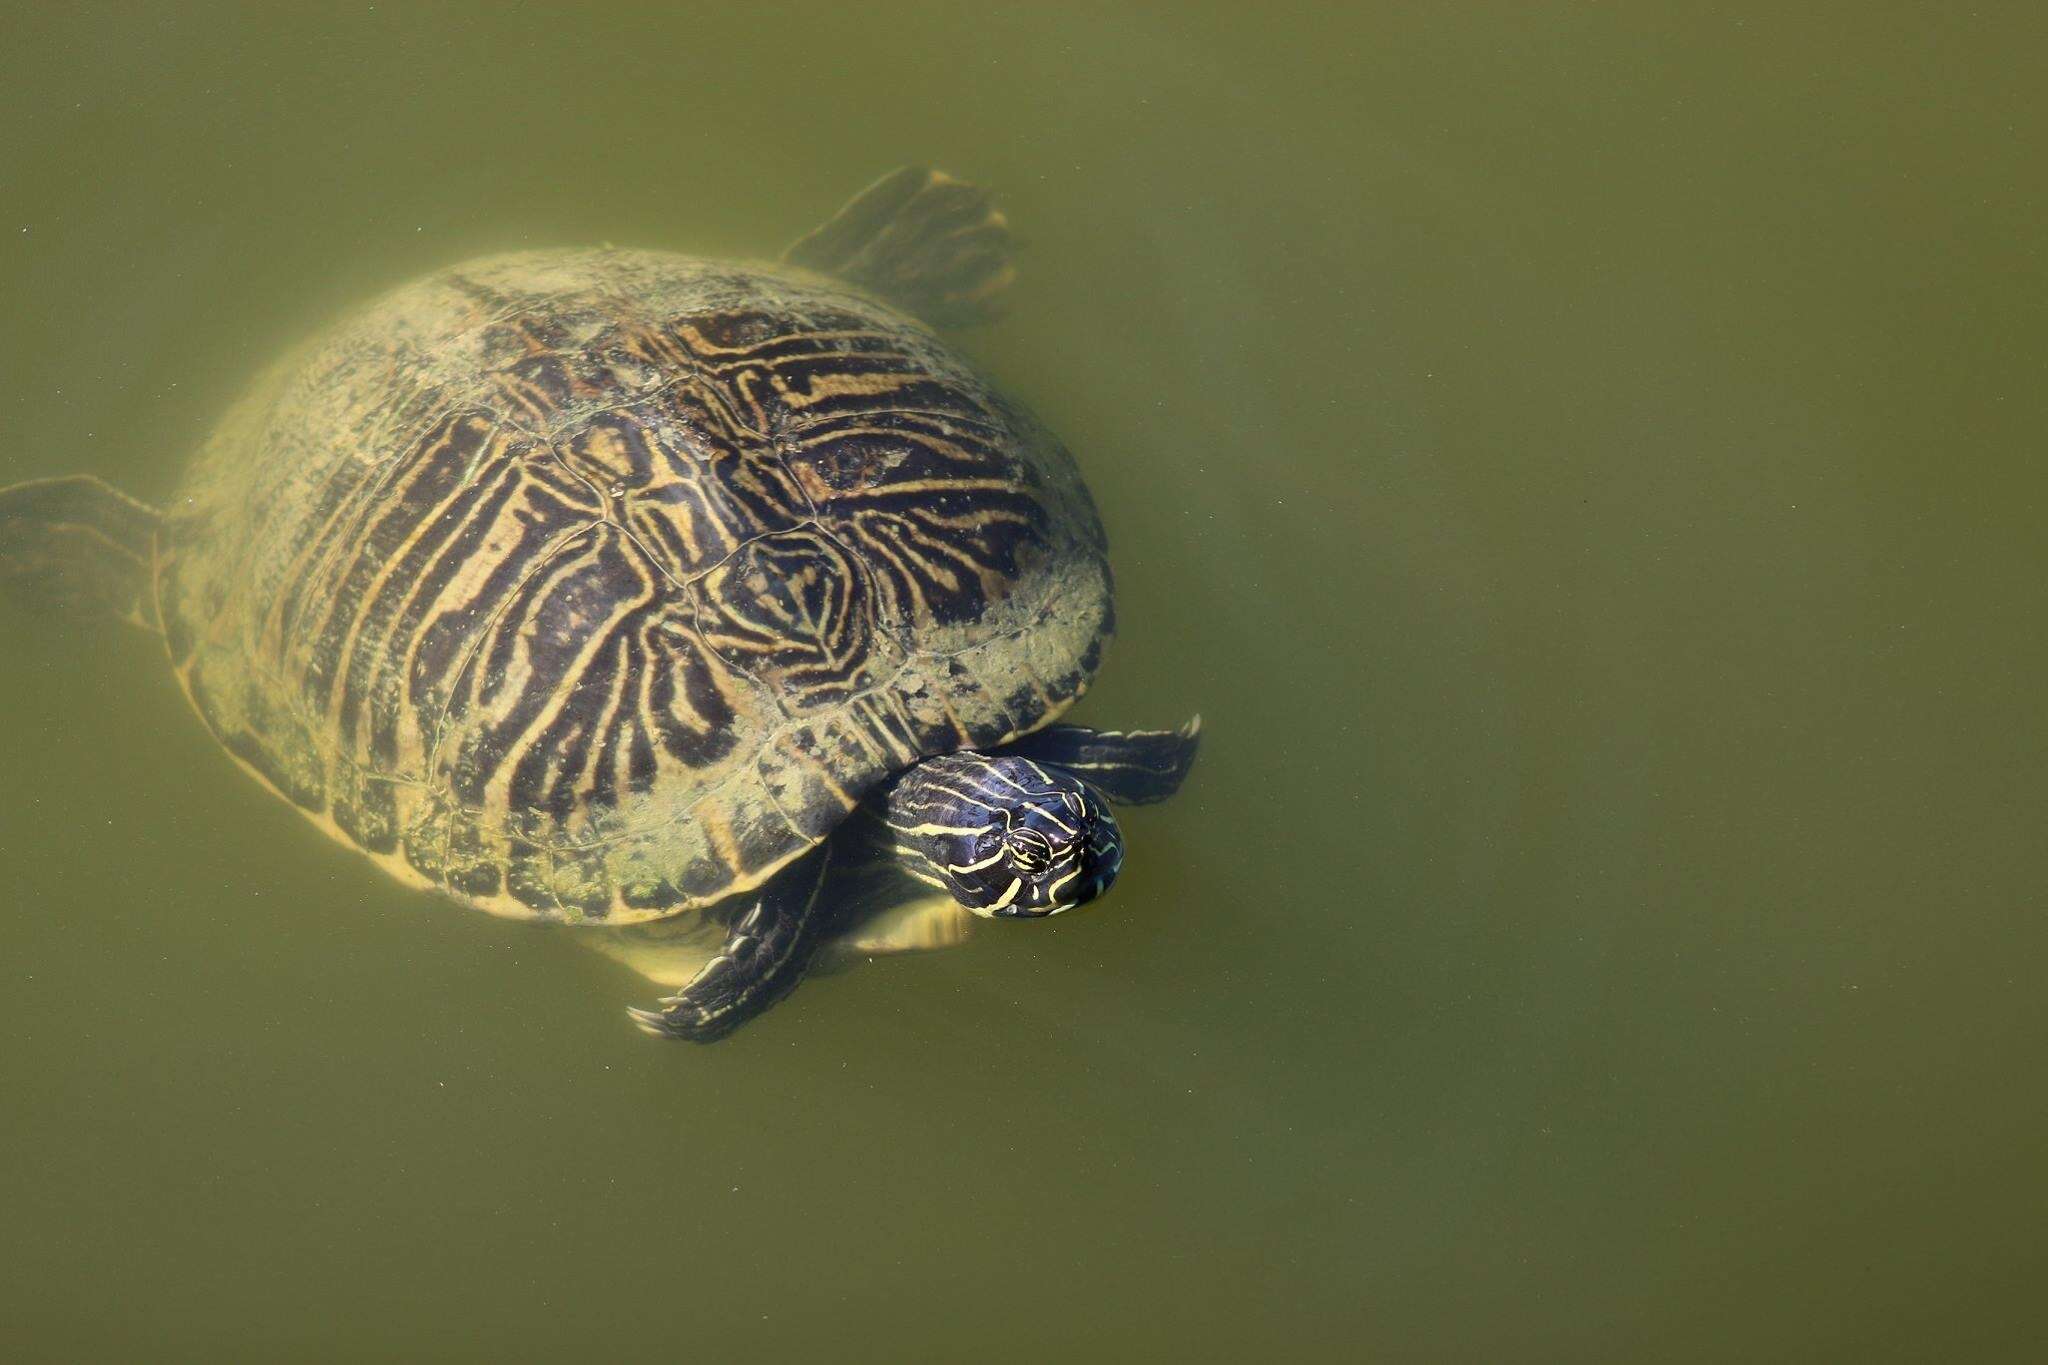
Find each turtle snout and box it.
[1010,800,1122,915]
[1069,817,1124,907]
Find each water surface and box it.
[3,5,2045,1360]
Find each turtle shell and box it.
[155,250,1111,923]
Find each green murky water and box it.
[4,5,2045,1359]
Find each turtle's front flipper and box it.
[784,166,1016,327]
[626,844,836,1043]
[0,475,162,631]
[993,717,1203,806]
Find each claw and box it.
[627,999,725,1042]
[626,1005,681,1038]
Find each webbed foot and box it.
[627,846,832,1043]
[992,717,1202,805]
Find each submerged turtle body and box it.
[159,247,1109,925]
[0,168,1199,1041]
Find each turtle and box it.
[0,167,1199,1042]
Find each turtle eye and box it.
[1003,827,1053,873]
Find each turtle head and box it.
[884,752,1123,918]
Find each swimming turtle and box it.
[0,168,1199,1041]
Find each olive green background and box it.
[2,3,2044,1360]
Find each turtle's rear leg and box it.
[0,475,162,631]
[783,167,1017,328]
